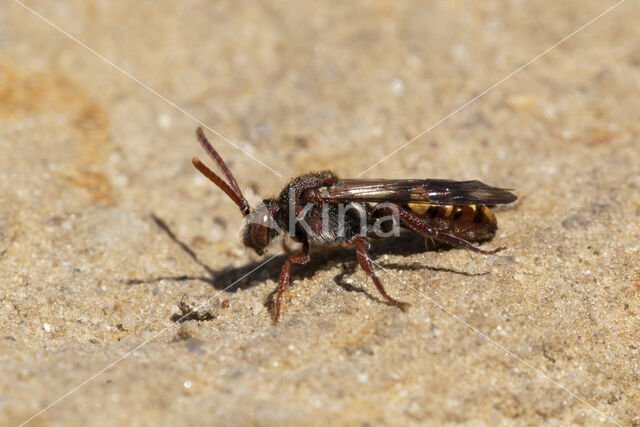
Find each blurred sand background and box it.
[1,1,639,425]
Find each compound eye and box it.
[252,210,277,248]
[251,224,269,249]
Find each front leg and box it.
[274,238,310,323]
[352,236,410,311]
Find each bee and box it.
[192,128,517,322]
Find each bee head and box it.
[242,199,281,255]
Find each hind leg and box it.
[352,236,410,310]
[396,207,505,255]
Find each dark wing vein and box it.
[314,179,517,206]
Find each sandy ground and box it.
[1,1,639,425]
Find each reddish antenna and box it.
[193,127,250,216]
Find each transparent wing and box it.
[310,179,517,206]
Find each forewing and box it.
[313,179,517,205]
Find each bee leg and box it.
[352,237,410,311]
[425,237,436,249]
[274,238,310,323]
[397,208,504,255]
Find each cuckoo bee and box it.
[192,128,517,322]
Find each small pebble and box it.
[121,313,136,331]
[505,93,536,111]
[175,295,219,322]
[251,301,264,315]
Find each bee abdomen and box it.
[407,203,498,242]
